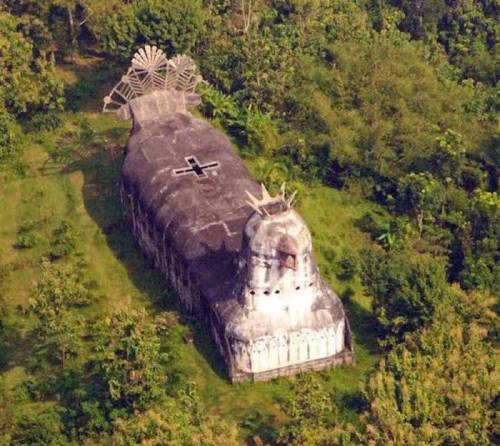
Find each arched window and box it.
[277,235,298,270]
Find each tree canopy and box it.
[0,0,497,444]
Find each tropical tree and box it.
[276,373,358,445]
[49,220,78,260]
[9,407,70,446]
[110,384,240,446]
[30,261,93,332]
[397,172,444,236]
[29,262,93,368]
[360,247,448,342]
[362,290,497,445]
[93,308,167,411]
[277,374,333,445]
[0,10,63,163]
[458,189,500,294]
[89,0,206,61]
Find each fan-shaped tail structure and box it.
[103,45,204,116]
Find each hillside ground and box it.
[0,55,384,437]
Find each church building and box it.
[103,46,354,382]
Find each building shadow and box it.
[0,316,35,372]
[63,141,231,381]
[62,54,124,113]
[344,297,380,355]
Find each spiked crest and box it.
[245,183,297,216]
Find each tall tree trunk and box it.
[67,6,77,62]
[238,0,254,34]
[417,211,423,238]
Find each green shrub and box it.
[362,294,496,445]
[0,10,63,172]
[90,4,139,61]
[13,219,44,249]
[30,261,94,322]
[0,12,64,118]
[11,407,69,446]
[110,391,240,445]
[276,373,354,445]
[0,109,20,164]
[93,309,166,411]
[135,0,205,55]
[91,0,205,61]
[321,246,336,263]
[200,85,239,123]
[341,286,355,304]
[14,233,41,250]
[336,253,358,281]
[238,109,279,153]
[361,247,449,342]
[459,255,500,295]
[49,220,77,260]
[26,111,62,132]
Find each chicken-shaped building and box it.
[103,46,354,382]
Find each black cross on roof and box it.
[173,156,220,179]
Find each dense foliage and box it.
[0,10,64,166]
[0,0,498,444]
[90,0,205,60]
[93,309,167,411]
[361,248,449,342]
[361,286,497,446]
[110,387,240,446]
[275,374,356,446]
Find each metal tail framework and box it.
[103,45,204,114]
[245,183,297,217]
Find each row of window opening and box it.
[249,282,314,296]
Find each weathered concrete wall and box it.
[232,350,355,383]
[120,151,355,383]
[121,185,198,312]
[231,321,345,374]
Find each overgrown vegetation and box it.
[0,0,497,444]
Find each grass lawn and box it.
[0,57,384,439]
